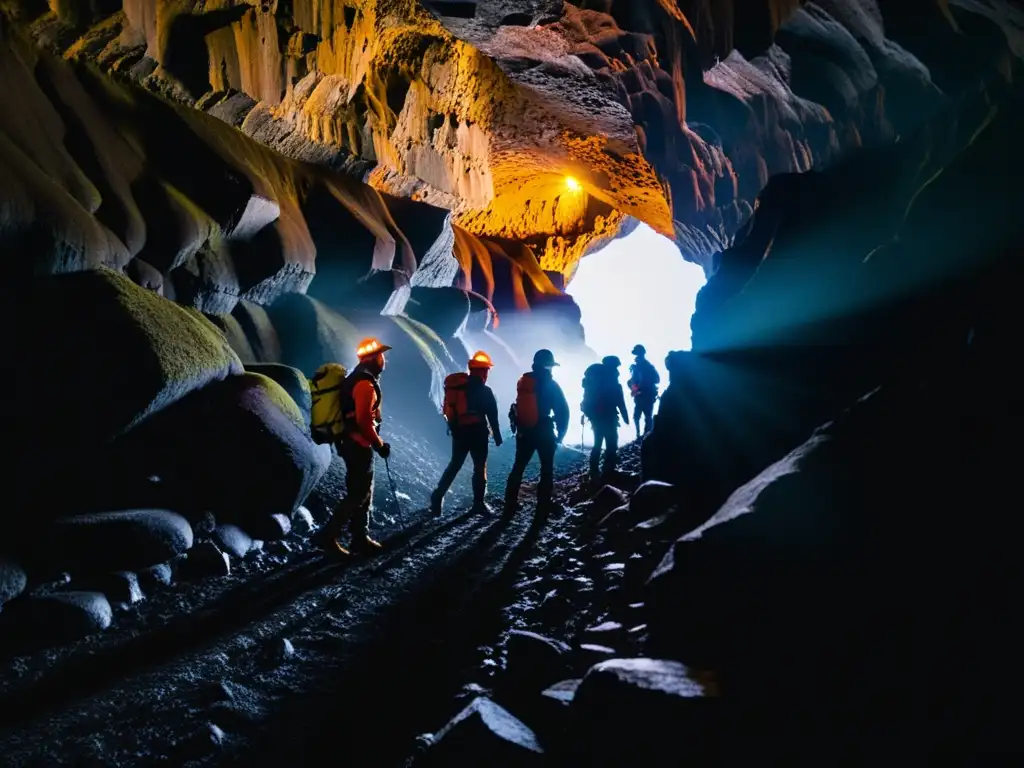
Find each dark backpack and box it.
[629,359,659,395]
[581,363,612,419]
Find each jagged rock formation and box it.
[1,16,421,304]
[15,0,1020,279]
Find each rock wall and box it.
[0,15,424,305]
[15,0,1020,278]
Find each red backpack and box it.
[513,374,540,429]
[443,373,482,428]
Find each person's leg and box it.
[589,423,604,476]
[320,440,355,544]
[343,443,377,548]
[432,437,470,512]
[633,400,642,435]
[537,437,556,507]
[604,425,619,476]
[504,434,535,509]
[469,435,490,510]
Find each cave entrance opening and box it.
[565,222,707,444]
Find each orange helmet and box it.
[468,350,494,369]
[356,337,392,359]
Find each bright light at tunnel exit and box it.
[565,222,706,444]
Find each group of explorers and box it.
[305,338,661,556]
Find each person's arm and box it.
[485,388,502,443]
[651,363,661,386]
[617,384,630,423]
[552,382,570,441]
[353,380,384,450]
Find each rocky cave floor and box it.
[0,432,656,766]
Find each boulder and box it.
[40,510,194,577]
[643,370,1024,751]
[566,658,722,767]
[243,513,292,541]
[138,561,175,590]
[213,524,254,559]
[178,542,231,581]
[0,591,113,651]
[541,678,581,707]
[83,570,145,605]
[626,481,677,523]
[591,486,628,516]
[582,621,625,641]
[207,312,257,363]
[503,630,572,695]
[25,268,241,463]
[0,558,27,605]
[575,644,617,669]
[304,456,347,523]
[243,363,312,426]
[418,697,543,767]
[291,506,315,536]
[141,373,330,525]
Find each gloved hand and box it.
[375,442,391,459]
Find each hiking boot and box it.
[470,500,494,516]
[430,490,444,517]
[312,531,351,557]
[349,535,383,555]
[503,499,522,514]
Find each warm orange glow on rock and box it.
[565,176,582,193]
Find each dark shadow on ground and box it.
[226,502,556,767]
[0,509,480,729]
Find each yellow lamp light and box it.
[565,176,582,192]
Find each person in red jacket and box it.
[314,338,392,556]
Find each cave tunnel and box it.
[565,223,707,445]
[6,0,1024,764]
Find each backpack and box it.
[629,359,659,395]
[513,374,540,429]
[442,372,483,429]
[581,363,610,419]
[309,363,348,444]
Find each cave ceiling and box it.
[7,0,1024,279]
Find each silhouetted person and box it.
[628,343,660,435]
[314,337,391,556]
[642,350,692,486]
[505,349,570,512]
[431,351,503,516]
[582,355,630,482]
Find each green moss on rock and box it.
[27,267,242,451]
[240,371,306,430]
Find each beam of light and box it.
[564,222,707,444]
[565,176,582,192]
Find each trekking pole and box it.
[383,455,407,531]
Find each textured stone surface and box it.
[6,0,1019,288]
